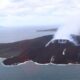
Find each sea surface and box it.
[0,62,80,80]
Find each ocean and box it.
[0,62,80,80]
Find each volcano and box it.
[0,35,79,65]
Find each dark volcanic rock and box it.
[2,35,80,65]
[3,35,53,65]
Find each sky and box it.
[0,0,80,43]
[0,0,80,27]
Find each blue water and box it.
[0,62,80,80]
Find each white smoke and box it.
[54,15,80,39]
[46,15,80,46]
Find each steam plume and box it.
[46,15,80,46]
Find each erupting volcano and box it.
[1,34,80,66]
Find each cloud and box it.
[0,0,80,27]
